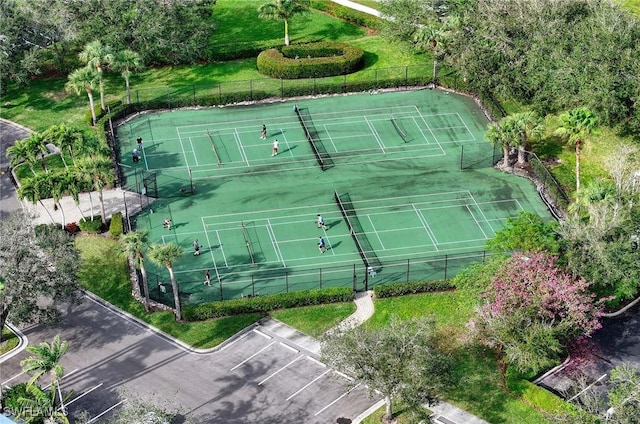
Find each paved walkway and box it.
[263,291,490,424]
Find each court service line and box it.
[364,116,385,153]
[366,214,385,250]
[201,219,223,285]
[286,369,332,401]
[215,229,229,267]
[176,130,191,169]
[230,341,278,371]
[467,192,493,238]
[412,116,432,145]
[456,112,476,141]
[323,125,339,152]
[279,129,295,157]
[188,137,199,166]
[233,128,249,166]
[412,204,439,250]
[315,383,362,416]
[413,105,443,152]
[258,355,304,386]
[464,204,489,239]
[266,219,286,267]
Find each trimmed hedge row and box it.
[209,36,322,62]
[183,287,353,321]
[373,280,454,298]
[109,211,124,238]
[257,42,365,79]
[309,0,382,30]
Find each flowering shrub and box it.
[65,222,79,234]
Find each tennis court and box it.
[117,89,551,306]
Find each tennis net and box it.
[206,130,222,166]
[333,191,383,271]
[390,115,408,143]
[294,106,334,171]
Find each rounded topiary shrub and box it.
[257,41,365,79]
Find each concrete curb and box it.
[0,322,28,364]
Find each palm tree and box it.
[111,49,144,105]
[22,132,50,173]
[42,124,84,167]
[48,170,70,228]
[20,334,70,416]
[75,155,115,225]
[78,40,114,111]
[555,107,599,192]
[502,111,544,165]
[121,231,151,312]
[413,16,458,83]
[148,243,184,321]
[66,67,99,126]
[485,121,512,167]
[17,384,69,424]
[65,170,88,221]
[18,173,57,224]
[6,138,38,175]
[258,0,309,46]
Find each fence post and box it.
[218,83,222,104]
[219,281,223,301]
[343,74,347,93]
[319,268,322,289]
[250,79,253,100]
[286,272,289,293]
[406,258,410,283]
[444,255,448,280]
[251,275,255,297]
[352,264,357,291]
[281,79,284,98]
[364,265,369,291]
[166,86,171,110]
[192,85,196,106]
[405,66,408,88]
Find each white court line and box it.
[234,128,249,166]
[176,129,190,169]
[364,116,385,153]
[366,214,385,250]
[201,219,222,285]
[230,341,277,371]
[456,112,476,141]
[188,137,199,166]
[413,105,442,148]
[464,204,489,239]
[412,116,432,145]
[286,369,331,401]
[258,355,303,386]
[323,124,339,152]
[412,204,439,250]
[467,191,493,238]
[315,383,361,416]
[279,128,295,157]
[266,219,286,267]
[215,229,228,267]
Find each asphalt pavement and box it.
[0,119,30,220]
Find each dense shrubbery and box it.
[257,42,365,79]
[109,212,124,238]
[183,287,353,320]
[309,0,381,30]
[79,216,103,233]
[373,280,454,298]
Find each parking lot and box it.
[0,297,380,423]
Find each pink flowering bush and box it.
[470,251,609,379]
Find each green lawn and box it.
[0,326,19,355]
[270,302,356,338]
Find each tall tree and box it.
[65,67,99,126]
[257,0,310,46]
[470,252,606,387]
[41,124,85,167]
[502,111,544,165]
[321,316,452,422]
[485,121,512,167]
[555,107,599,192]
[111,49,144,105]
[78,40,114,111]
[413,15,459,83]
[121,231,151,313]
[20,335,70,412]
[6,137,39,176]
[75,155,115,225]
[17,173,57,224]
[148,243,183,321]
[0,212,83,335]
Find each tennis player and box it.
[318,236,327,253]
[271,139,279,156]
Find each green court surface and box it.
[117,89,551,307]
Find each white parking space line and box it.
[258,355,303,386]
[2,371,24,386]
[218,330,252,351]
[87,399,127,423]
[45,368,80,390]
[59,383,103,410]
[230,340,277,371]
[279,342,298,353]
[286,369,331,401]
[306,356,327,367]
[334,370,354,382]
[314,383,361,416]
[253,329,272,339]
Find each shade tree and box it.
[148,243,184,321]
[321,316,452,422]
